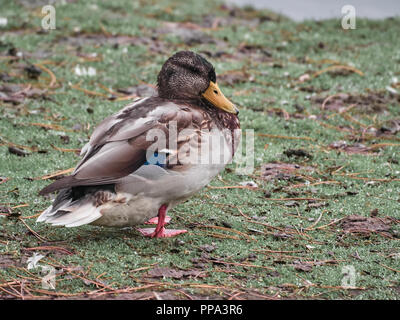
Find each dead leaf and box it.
[116,84,156,97]
[306,202,328,211]
[284,201,299,207]
[370,208,379,217]
[261,163,314,181]
[218,70,251,86]
[0,206,12,214]
[328,141,377,155]
[8,146,30,157]
[340,215,396,238]
[24,64,42,79]
[273,232,293,240]
[198,244,216,253]
[376,119,400,136]
[0,84,47,105]
[293,261,312,272]
[312,91,399,114]
[283,148,313,159]
[60,135,70,144]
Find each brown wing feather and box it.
[39,143,147,195]
[39,97,195,195]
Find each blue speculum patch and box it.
[144,151,167,167]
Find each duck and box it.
[37,51,240,238]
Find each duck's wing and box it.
[39,97,195,195]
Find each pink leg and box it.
[137,205,187,238]
[144,215,171,225]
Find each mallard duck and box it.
[38,51,240,238]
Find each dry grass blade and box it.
[11,203,29,209]
[313,65,364,78]
[34,167,74,180]
[50,144,80,153]
[70,83,109,97]
[376,262,400,273]
[304,210,326,231]
[34,63,57,88]
[18,218,48,242]
[0,135,36,151]
[199,224,254,240]
[263,197,327,201]
[202,231,241,240]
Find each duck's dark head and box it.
[157,51,239,115]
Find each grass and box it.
[0,0,400,299]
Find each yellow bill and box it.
[202,81,239,115]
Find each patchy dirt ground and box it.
[0,0,400,300]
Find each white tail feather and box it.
[38,200,101,227]
[37,205,54,222]
[37,199,73,222]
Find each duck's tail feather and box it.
[37,191,102,227]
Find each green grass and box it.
[0,0,400,299]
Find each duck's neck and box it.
[200,99,240,131]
